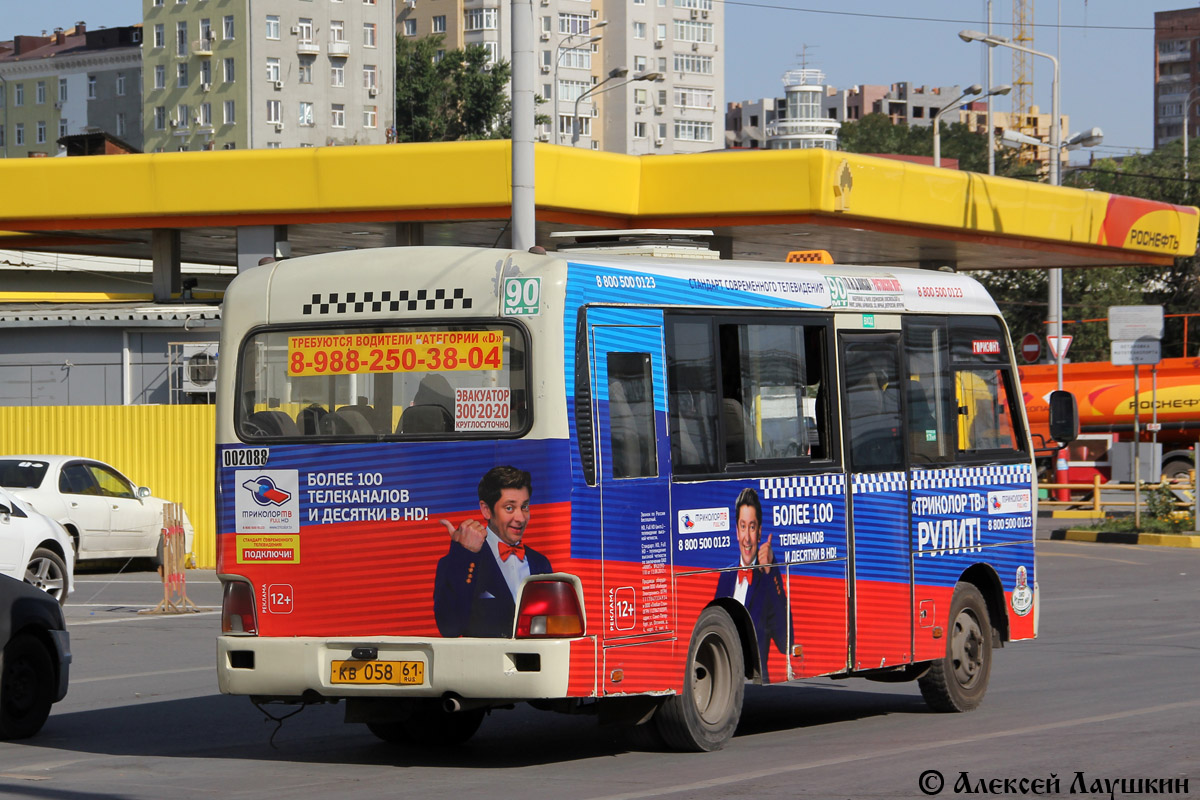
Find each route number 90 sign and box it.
[503,276,541,316]
[287,331,503,376]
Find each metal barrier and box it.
[141,503,201,615]
[1039,472,1198,526]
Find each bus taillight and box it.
[221,580,258,634]
[516,580,584,638]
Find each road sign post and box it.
[1021,333,1041,363]
[1047,335,1072,361]
[1108,306,1164,531]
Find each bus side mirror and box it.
[1048,390,1079,446]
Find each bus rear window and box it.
[236,323,529,440]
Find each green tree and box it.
[838,113,1198,359]
[837,113,1031,177]
[838,113,918,155]
[394,35,513,142]
[936,121,1033,177]
[1060,145,1200,360]
[394,35,451,142]
[977,266,1154,363]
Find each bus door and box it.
[589,313,673,654]
[840,332,912,670]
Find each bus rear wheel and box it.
[655,607,744,752]
[367,701,485,746]
[919,582,992,712]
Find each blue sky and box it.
[2,1,1186,160]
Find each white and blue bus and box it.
[215,239,1075,751]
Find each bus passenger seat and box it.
[245,411,300,437]
[321,407,375,435]
[297,404,329,435]
[398,405,452,434]
[722,399,748,463]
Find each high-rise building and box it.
[0,23,143,157]
[141,0,396,152]
[398,0,723,154]
[1154,6,1200,148]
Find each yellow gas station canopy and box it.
[0,141,1194,269]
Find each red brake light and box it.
[221,581,258,634]
[516,580,584,638]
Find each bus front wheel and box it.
[655,607,744,751]
[919,582,992,712]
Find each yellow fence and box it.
[0,405,216,568]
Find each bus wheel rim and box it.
[950,609,983,688]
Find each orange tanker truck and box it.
[1019,355,1200,481]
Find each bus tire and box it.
[367,701,484,746]
[621,716,667,751]
[919,582,992,712]
[655,607,744,752]
[0,634,55,739]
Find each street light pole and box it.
[932,84,1010,168]
[960,29,1063,389]
[511,0,536,250]
[0,74,8,159]
[986,0,995,175]
[572,71,661,147]
[933,84,981,168]
[1184,89,1200,185]
[553,23,605,146]
[571,68,650,146]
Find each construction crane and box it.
[1012,0,1035,163]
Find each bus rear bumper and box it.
[216,635,574,700]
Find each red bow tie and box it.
[737,571,750,586]
[499,542,526,562]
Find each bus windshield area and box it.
[235,323,529,440]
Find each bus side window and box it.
[955,369,1019,453]
[843,343,903,470]
[948,316,1026,458]
[804,326,828,460]
[667,315,833,473]
[904,320,954,462]
[666,319,720,474]
[607,352,657,479]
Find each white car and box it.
[0,456,193,565]
[0,487,75,605]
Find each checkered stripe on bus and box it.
[758,474,845,500]
[851,472,907,494]
[302,288,472,315]
[910,464,1033,491]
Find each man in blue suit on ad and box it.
[434,466,553,638]
[714,487,791,681]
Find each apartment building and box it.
[0,23,143,157]
[1154,6,1200,148]
[142,0,396,152]
[725,97,780,149]
[727,76,1064,176]
[398,0,723,154]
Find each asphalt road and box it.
[0,525,1195,800]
